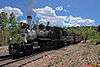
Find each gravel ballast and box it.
[24,43,100,67]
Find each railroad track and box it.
[0,50,55,67]
[0,54,11,61]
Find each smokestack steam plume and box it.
[27,0,34,16]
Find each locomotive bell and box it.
[27,16,32,28]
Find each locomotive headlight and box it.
[10,38,12,41]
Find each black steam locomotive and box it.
[8,16,82,56]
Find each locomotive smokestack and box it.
[27,16,32,28]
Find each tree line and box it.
[0,12,20,46]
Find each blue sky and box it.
[0,0,100,26]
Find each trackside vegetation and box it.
[67,26,100,45]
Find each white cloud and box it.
[0,6,23,17]
[68,15,95,26]
[39,16,68,27]
[33,6,56,18]
[55,6,64,11]
[33,6,96,27]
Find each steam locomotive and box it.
[8,16,82,56]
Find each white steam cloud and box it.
[0,6,23,17]
[33,6,96,27]
[26,0,35,16]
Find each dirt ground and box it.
[24,43,100,67]
[0,46,8,56]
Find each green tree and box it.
[0,12,9,46]
[0,12,21,46]
[9,12,21,43]
[9,12,17,27]
[0,12,9,28]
